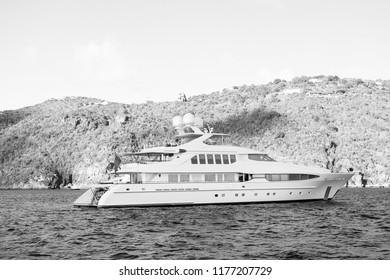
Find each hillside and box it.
[1,75,389,189]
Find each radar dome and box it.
[183,113,195,126]
[194,116,203,128]
[172,115,183,128]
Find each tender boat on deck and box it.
[74,113,353,208]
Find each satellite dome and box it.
[172,115,183,128]
[183,113,195,126]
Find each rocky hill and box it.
[1,75,389,189]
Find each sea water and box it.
[0,188,389,260]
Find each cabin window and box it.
[184,127,195,133]
[224,173,235,182]
[248,154,275,161]
[207,154,214,164]
[180,174,190,182]
[230,154,236,163]
[205,174,216,182]
[191,174,203,182]
[265,174,319,181]
[168,174,178,183]
[217,173,223,182]
[199,154,206,164]
[129,173,142,184]
[223,154,229,164]
[239,173,252,182]
[301,174,309,180]
[191,156,198,164]
[215,154,222,164]
[289,174,300,180]
[280,174,289,181]
[203,135,222,145]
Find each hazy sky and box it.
[1,0,389,110]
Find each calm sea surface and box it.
[0,188,389,260]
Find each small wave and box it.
[282,251,308,260]
[109,252,139,260]
[144,228,160,233]
[360,214,381,220]
[28,252,51,257]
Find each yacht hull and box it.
[74,173,352,208]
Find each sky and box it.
[0,0,389,110]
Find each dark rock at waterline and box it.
[48,172,72,189]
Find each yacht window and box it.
[205,174,216,182]
[207,154,214,164]
[168,174,178,183]
[191,174,203,182]
[184,127,195,133]
[280,174,289,181]
[223,154,229,164]
[217,173,223,182]
[203,135,222,145]
[289,174,300,180]
[230,154,236,163]
[199,154,206,164]
[248,154,275,161]
[215,154,222,164]
[191,156,198,164]
[265,174,320,181]
[224,173,235,182]
[239,173,252,182]
[180,174,190,182]
[301,174,309,180]
[203,135,238,146]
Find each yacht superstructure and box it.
[74,113,353,207]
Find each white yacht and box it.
[74,113,353,208]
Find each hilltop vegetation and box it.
[1,76,389,188]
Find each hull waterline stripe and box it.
[95,198,329,208]
[112,186,319,194]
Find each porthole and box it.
[308,191,311,194]
[242,193,245,196]
[299,192,302,194]
[267,193,270,196]
[215,194,218,197]
[242,185,245,188]
[126,188,129,191]
[222,194,225,197]
[289,192,292,195]
[273,192,276,195]
[235,194,238,197]
[254,193,258,196]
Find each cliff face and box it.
[0,76,389,188]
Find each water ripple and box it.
[0,188,390,259]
